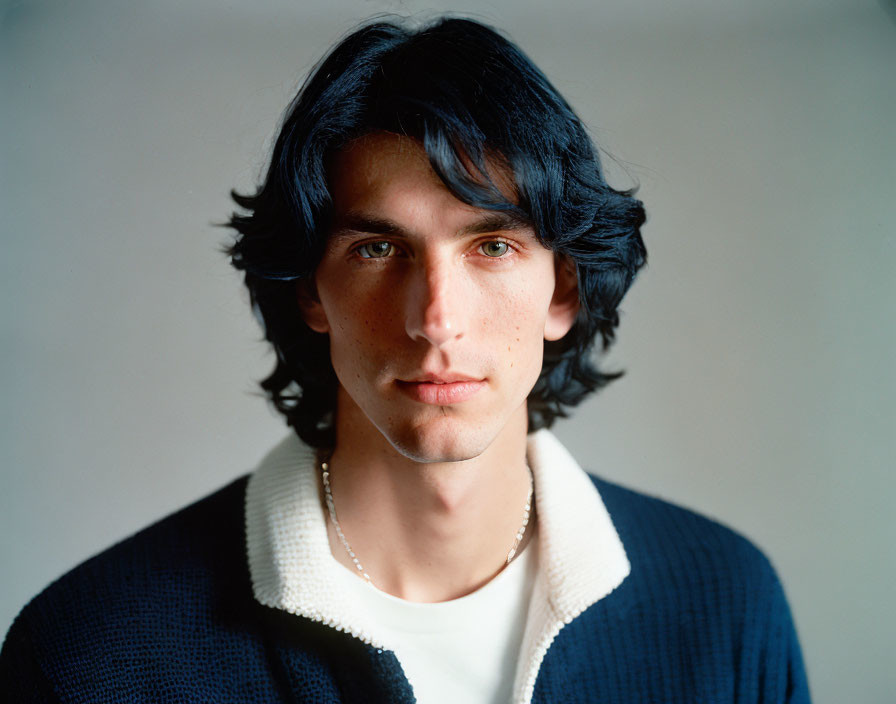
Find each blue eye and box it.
[358,241,395,258]
[480,241,509,257]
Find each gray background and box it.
[2,0,894,700]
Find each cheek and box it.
[323,285,400,367]
[484,285,551,375]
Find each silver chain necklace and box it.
[320,459,534,587]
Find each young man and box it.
[1,17,810,703]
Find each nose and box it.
[404,256,466,348]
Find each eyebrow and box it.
[329,211,532,243]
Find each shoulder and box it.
[585,472,799,642]
[0,476,259,698]
[590,475,800,647]
[589,473,778,586]
[539,475,810,700]
[27,474,251,611]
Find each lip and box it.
[395,377,486,405]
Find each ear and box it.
[544,255,580,341]
[297,279,330,334]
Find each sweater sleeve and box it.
[726,540,811,704]
[758,565,811,704]
[0,611,63,703]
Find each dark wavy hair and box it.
[227,16,647,448]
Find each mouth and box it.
[395,375,486,405]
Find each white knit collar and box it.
[244,429,630,704]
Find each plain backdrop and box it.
[2,0,894,701]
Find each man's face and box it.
[301,132,578,462]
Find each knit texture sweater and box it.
[0,432,810,702]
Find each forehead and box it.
[326,132,521,224]
[328,132,440,202]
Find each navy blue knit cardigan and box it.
[1,475,810,702]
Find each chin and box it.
[380,415,497,464]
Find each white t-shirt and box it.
[332,535,538,704]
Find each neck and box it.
[322,395,535,602]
